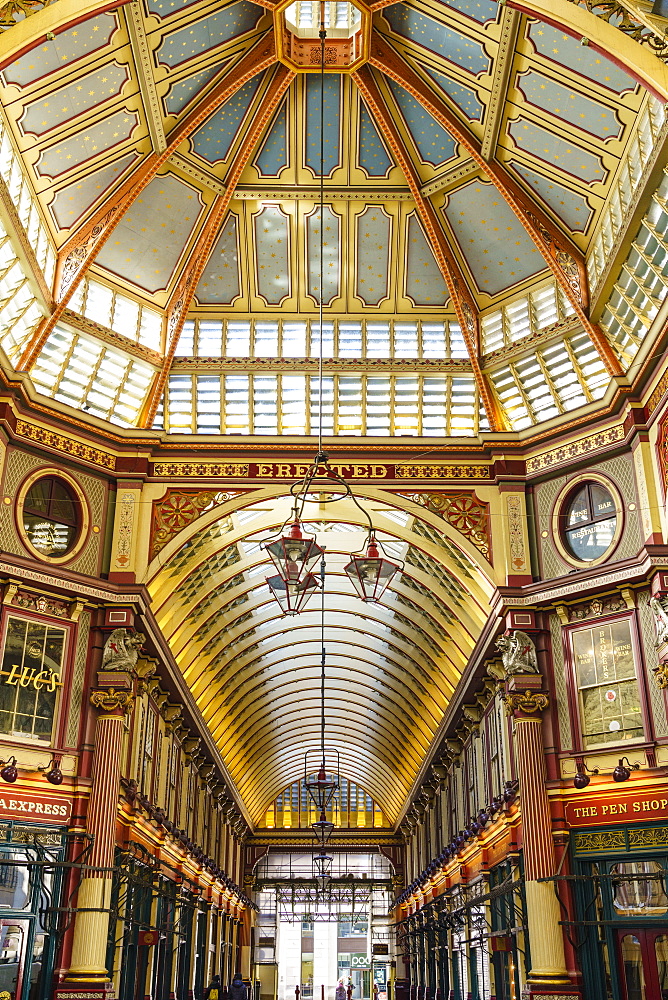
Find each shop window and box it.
[570,617,643,748]
[21,476,79,558]
[552,476,623,568]
[611,861,668,916]
[0,617,65,741]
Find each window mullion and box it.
[562,337,594,403]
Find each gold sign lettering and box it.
[3,665,62,692]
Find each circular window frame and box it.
[551,473,624,569]
[16,469,90,564]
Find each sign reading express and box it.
[0,791,71,823]
[564,791,668,827]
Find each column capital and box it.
[502,674,549,718]
[90,688,135,716]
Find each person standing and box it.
[229,973,249,1000]
[205,975,221,1000]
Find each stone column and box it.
[56,683,134,998]
[504,675,576,999]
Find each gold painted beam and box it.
[124,0,166,154]
[481,6,521,161]
[140,63,296,428]
[352,65,508,432]
[369,33,625,377]
[16,35,278,372]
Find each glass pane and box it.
[620,935,645,1000]
[590,484,615,521]
[572,620,642,747]
[565,516,617,561]
[611,862,668,916]
[566,486,591,525]
[0,852,31,909]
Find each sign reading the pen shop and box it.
[0,791,71,824]
[565,792,668,827]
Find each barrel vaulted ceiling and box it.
[145,490,495,824]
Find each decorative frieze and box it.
[526,425,625,474]
[15,420,115,470]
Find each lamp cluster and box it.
[394,780,519,907]
[0,755,63,785]
[263,454,402,615]
[303,750,340,890]
[573,756,641,789]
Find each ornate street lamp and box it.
[266,571,320,616]
[344,532,400,602]
[265,510,324,586]
[313,849,333,892]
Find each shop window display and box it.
[0,617,65,741]
[570,618,643,748]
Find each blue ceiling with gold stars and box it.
[0,0,647,317]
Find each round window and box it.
[561,481,618,563]
[22,476,79,558]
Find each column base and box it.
[54,983,115,999]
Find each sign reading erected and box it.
[0,791,71,824]
[564,791,668,827]
[152,461,490,482]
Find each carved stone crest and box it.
[495,629,539,676]
[102,629,145,672]
[650,595,668,646]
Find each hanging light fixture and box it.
[266,570,321,616]
[313,848,333,892]
[344,531,401,603]
[265,506,325,587]
[262,7,402,616]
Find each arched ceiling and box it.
[144,491,495,823]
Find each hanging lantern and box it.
[266,572,319,615]
[312,809,335,845]
[264,515,324,586]
[305,766,338,814]
[344,534,400,602]
[313,849,333,891]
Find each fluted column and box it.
[56,686,134,998]
[504,675,574,997]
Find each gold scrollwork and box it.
[628,827,668,849]
[573,830,626,853]
[652,662,668,690]
[502,690,549,716]
[90,689,135,715]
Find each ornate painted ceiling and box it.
[0,0,667,825]
[0,0,664,438]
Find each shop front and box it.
[0,813,71,1000]
[565,792,668,1000]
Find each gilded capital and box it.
[652,662,668,690]
[502,689,549,717]
[90,688,135,715]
